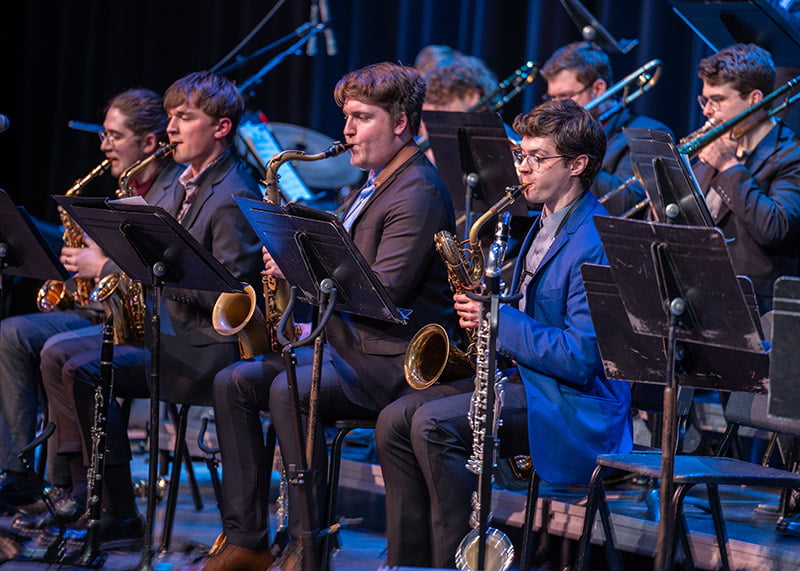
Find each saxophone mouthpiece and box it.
[326,141,354,157]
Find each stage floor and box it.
[2,433,800,570]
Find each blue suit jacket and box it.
[497,191,633,485]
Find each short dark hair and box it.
[414,44,461,74]
[106,88,168,144]
[334,62,426,136]
[163,71,244,143]
[541,41,613,87]
[512,99,606,190]
[697,43,775,96]
[424,55,497,111]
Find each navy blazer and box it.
[497,191,633,485]
[694,120,800,308]
[593,108,673,217]
[325,147,457,412]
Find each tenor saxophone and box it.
[90,142,177,344]
[36,159,111,312]
[212,140,352,357]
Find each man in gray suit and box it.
[29,71,263,550]
[199,62,457,570]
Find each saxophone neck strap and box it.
[372,140,421,189]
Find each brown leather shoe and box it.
[184,541,274,571]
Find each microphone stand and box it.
[217,23,313,75]
[277,281,338,571]
[238,23,328,96]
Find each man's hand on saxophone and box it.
[261,245,285,280]
[60,235,110,279]
[453,292,481,330]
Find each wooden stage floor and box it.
[2,433,800,570]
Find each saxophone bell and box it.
[404,323,476,390]
[212,284,271,359]
[455,526,515,571]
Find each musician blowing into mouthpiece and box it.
[691,43,800,314]
[375,99,633,569]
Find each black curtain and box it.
[0,0,721,223]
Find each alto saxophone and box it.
[404,185,526,390]
[90,142,177,344]
[36,159,111,312]
[212,140,353,357]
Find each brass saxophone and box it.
[36,159,111,311]
[90,142,177,344]
[404,184,526,390]
[212,141,353,357]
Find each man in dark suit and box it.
[198,62,456,570]
[30,71,263,549]
[691,43,800,314]
[375,100,633,569]
[540,42,673,217]
[0,88,180,515]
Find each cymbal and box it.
[269,122,363,189]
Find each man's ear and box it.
[570,154,590,177]
[215,117,233,140]
[393,112,409,136]
[141,133,159,155]
[590,79,608,99]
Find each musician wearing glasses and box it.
[540,42,672,217]
[375,100,633,569]
[692,43,800,313]
[0,89,181,517]
[28,72,263,550]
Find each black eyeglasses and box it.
[512,149,567,170]
[541,84,592,103]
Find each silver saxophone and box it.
[456,213,514,571]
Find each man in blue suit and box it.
[376,99,633,569]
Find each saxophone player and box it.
[28,72,262,550]
[0,89,180,517]
[197,62,457,570]
[375,100,634,569]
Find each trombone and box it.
[585,59,662,123]
[468,61,539,113]
[678,74,800,158]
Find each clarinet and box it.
[76,316,116,567]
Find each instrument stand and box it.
[421,110,526,241]
[590,215,768,571]
[53,196,244,571]
[0,189,69,323]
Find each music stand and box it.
[422,110,527,239]
[623,127,715,226]
[590,215,767,570]
[235,196,405,571]
[667,0,800,65]
[768,276,800,421]
[0,189,68,318]
[54,195,243,571]
[559,0,639,54]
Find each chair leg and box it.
[321,427,351,571]
[705,483,731,571]
[159,403,190,554]
[519,469,541,571]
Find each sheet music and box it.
[237,118,314,202]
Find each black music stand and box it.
[54,195,243,571]
[586,215,767,570]
[235,196,405,571]
[0,189,68,319]
[422,110,526,239]
[667,0,800,65]
[624,127,715,226]
[768,276,800,421]
[559,0,638,54]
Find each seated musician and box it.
[690,43,800,314]
[0,89,180,516]
[24,71,263,550]
[375,99,634,569]
[197,62,457,570]
[540,42,673,217]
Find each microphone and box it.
[0,114,10,133]
[319,0,338,56]
[306,1,319,57]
